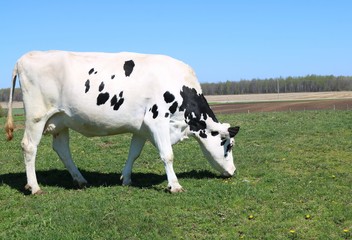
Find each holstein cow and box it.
[5,51,240,194]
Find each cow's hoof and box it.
[120,175,132,186]
[34,189,45,195]
[25,184,44,195]
[167,185,185,193]
[24,184,31,191]
[122,181,132,186]
[73,180,88,189]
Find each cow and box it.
[5,51,240,194]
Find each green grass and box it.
[1,110,351,239]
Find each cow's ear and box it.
[228,126,240,138]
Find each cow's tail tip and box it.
[5,62,18,141]
[5,115,14,141]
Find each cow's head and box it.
[178,86,240,177]
[193,123,240,177]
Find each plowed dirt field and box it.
[206,91,352,114]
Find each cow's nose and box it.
[222,168,235,177]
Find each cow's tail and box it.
[5,63,18,141]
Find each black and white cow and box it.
[5,51,240,194]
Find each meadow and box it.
[0,110,351,239]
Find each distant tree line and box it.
[0,88,22,102]
[201,75,352,95]
[0,75,351,101]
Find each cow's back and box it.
[17,51,201,136]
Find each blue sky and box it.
[1,1,352,89]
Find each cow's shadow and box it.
[0,169,218,195]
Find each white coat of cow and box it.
[5,51,240,194]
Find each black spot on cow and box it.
[85,79,90,93]
[97,92,110,105]
[199,130,207,138]
[124,60,135,77]
[94,71,97,74]
[150,104,159,119]
[89,68,94,75]
[110,95,117,106]
[188,119,207,132]
[163,91,175,103]
[111,75,115,79]
[110,91,124,111]
[113,98,124,111]
[99,82,105,92]
[179,86,218,132]
[211,131,219,136]
[169,101,178,114]
[165,113,170,118]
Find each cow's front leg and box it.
[146,116,184,192]
[154,134,184,192]
[162,151,184,193]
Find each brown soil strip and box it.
[211,99,352,114]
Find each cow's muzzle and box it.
[222,169,235,177]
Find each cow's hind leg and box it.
[52,128,88,188]
[22,121,46,194]
[121,134,146,186]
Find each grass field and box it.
[0,110,351,239]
